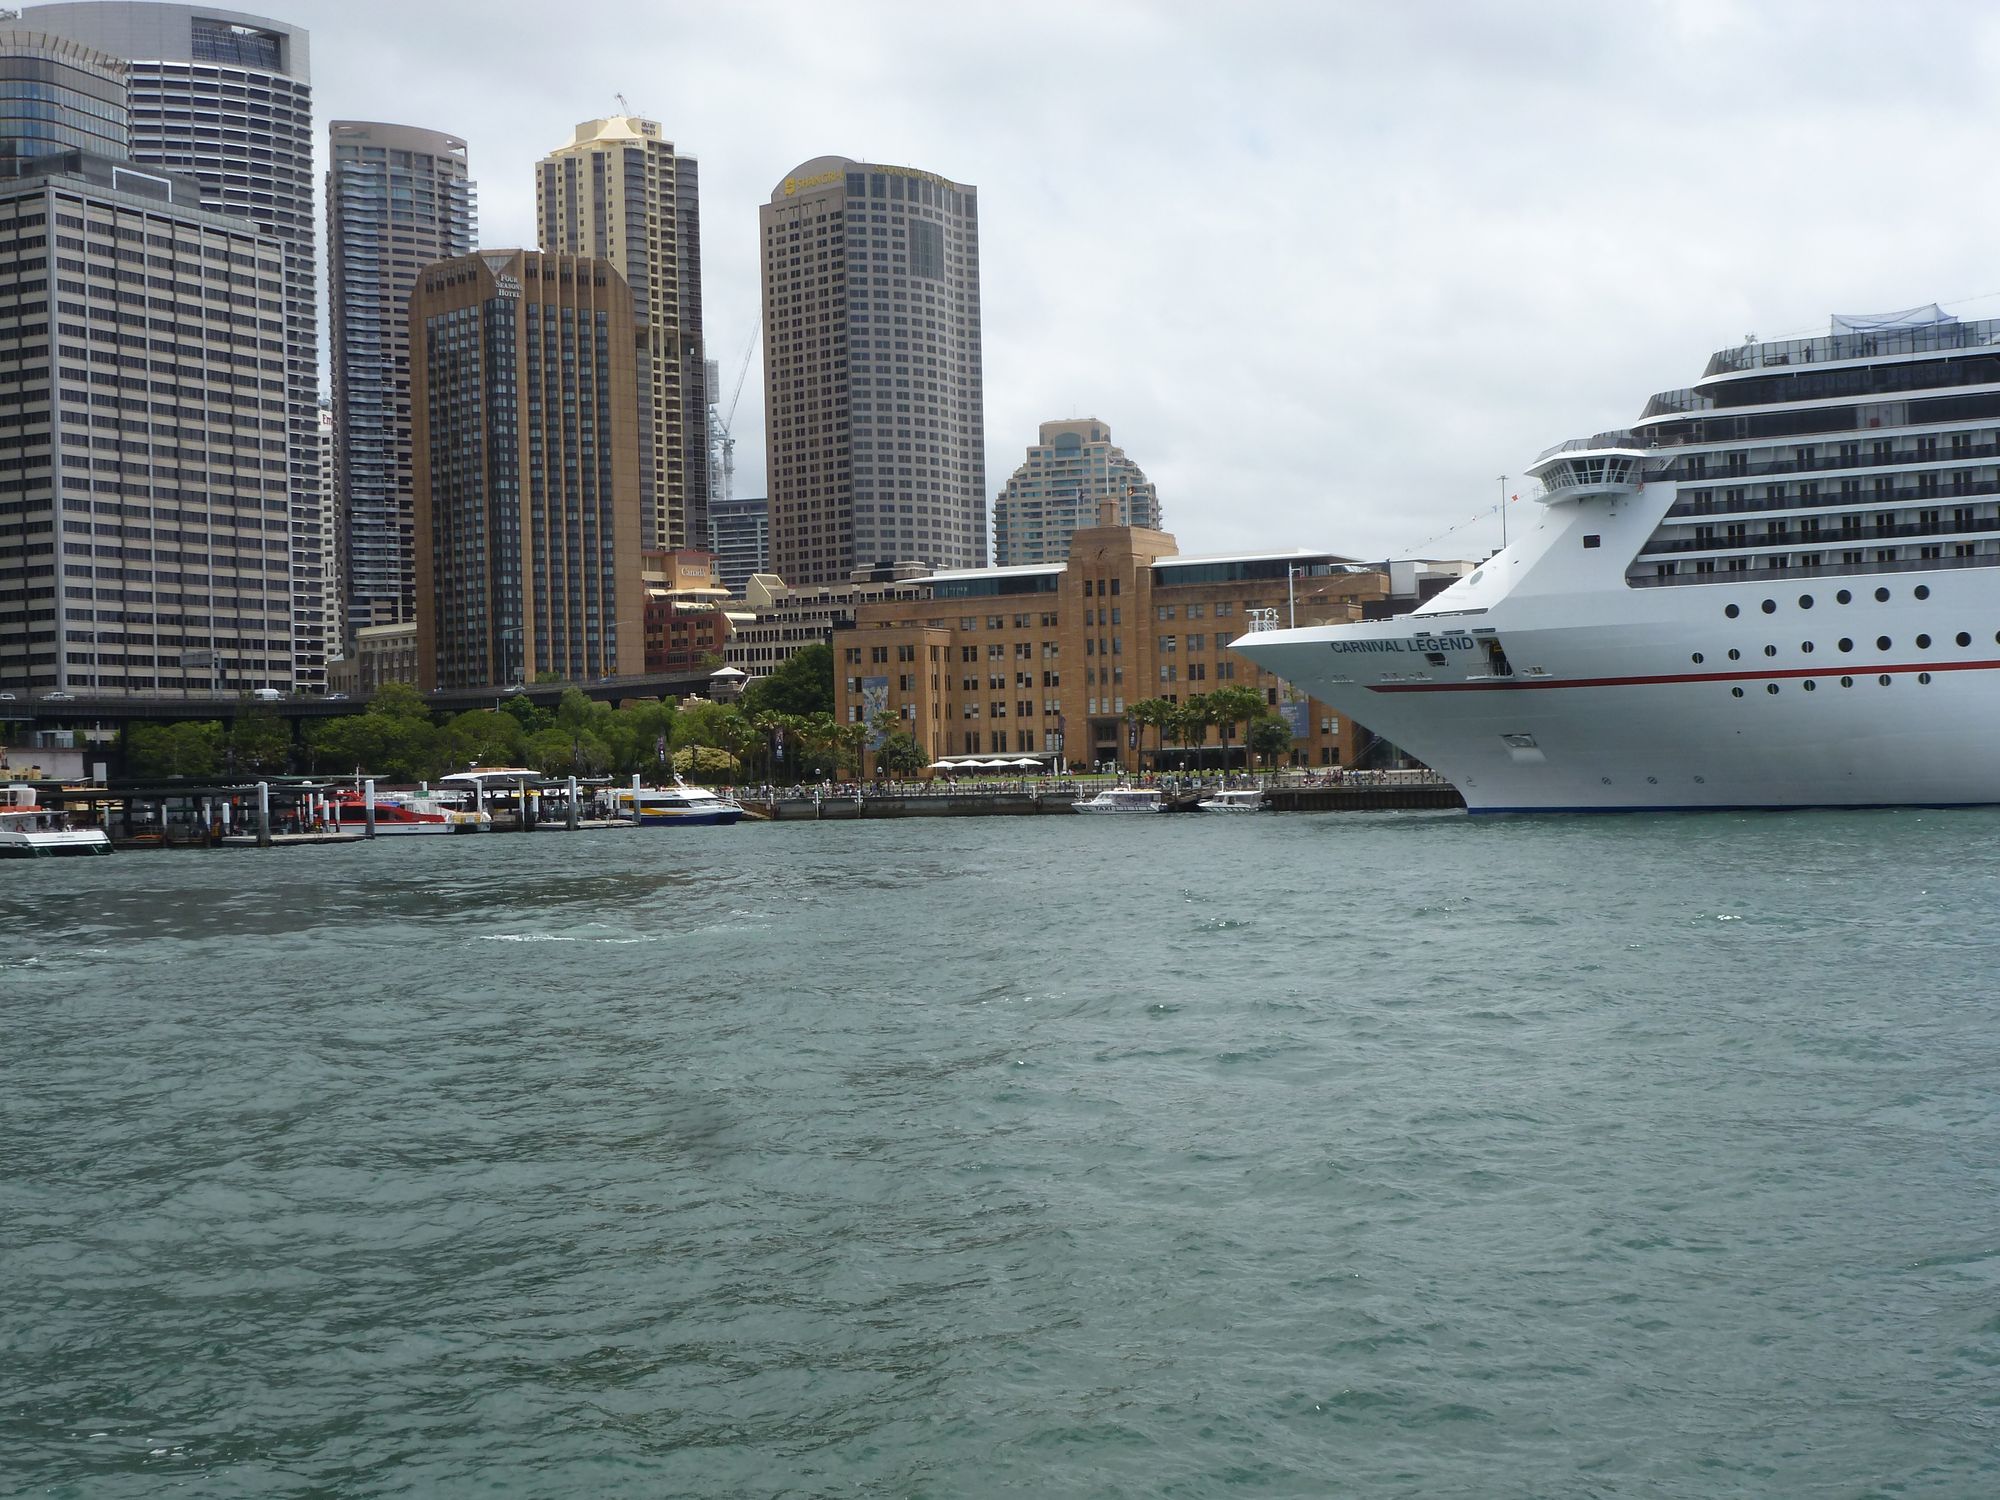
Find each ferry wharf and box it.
[743,771,1462,820]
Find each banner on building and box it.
[861,676,890,749]
[1281,699,1312,739]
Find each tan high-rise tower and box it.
[537,115,707,554]
[761,157,985,588]
[410,251,645,691]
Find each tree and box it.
[1171,699,1210,772]
[673,744,740,781]
[1248,713,1293,770]
[1127,697,1175,770]
[437,709,526,772]
[740,642,835,718]
[876,730,923,777]
[226,709,291,775]
[498,693,551,736]
[128,720,222,779]
[674,700,752,760]
[1205,685,1268,774]
[368,680,430,722]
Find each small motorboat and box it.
[0,785,112,856]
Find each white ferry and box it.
[602,779,745,827]
[1074,786,1171,815]
[1237,307,2000,812]
[0,785,111,856]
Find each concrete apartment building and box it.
[706,493,769,596]
[993,417,1161,566]
[410,250,644,691]
[328,119,476,646]
[832,519,1389,772]
[29,2,327,691]
[538,115,707,553]
[761,156,984,587]
[723,567,930,681]
[0,28,294,695]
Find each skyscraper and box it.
[992,418,1161,566]
[327,120,476,647]
[409,251,644,691]
[0,28,294,694]
[27,2,324,690]
[761,157,984,588]
[537,115,706,554]
[706,495,770,596]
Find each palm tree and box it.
[1205,684,1267,777]
[1173,698,1211,773]
[1126,697,1173,773]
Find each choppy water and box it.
[5,811,2000,1497]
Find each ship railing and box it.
[1662,475,2000,521]
[1532,431,1648,463]
[1638,388,1714,418]
[1652,441,2000,486]
[1645,513,2000,554]
[1702,319,2000,377]
[1628,550,2000,587]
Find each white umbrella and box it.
[1012,757,1044,769]
[927,759,956,770]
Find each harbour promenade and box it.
[741,769,1462,820]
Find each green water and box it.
[5,811,1998,1496]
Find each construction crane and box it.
[709,321,761,505]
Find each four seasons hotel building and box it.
[832,515,1391,773]
[761,156,984,588]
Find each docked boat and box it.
[332,789,490,835]
[602,778,745,827]
[1073,785,1171,814]
[1197,787,1265,813]
[0,785,111,856]
[1236,305,2000,812]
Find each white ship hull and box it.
[1237,479,2000,812]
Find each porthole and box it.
[1877,636,1892,650]
[1915,585,1931,600]
[1600,776,1612,785]
[1916,634,1931,649]
[1838,638,1854,652]
[1798,594,1814,609]
[1764,645,1778,657]
[1727,648,1742,661]
[1761,599,1777,614]
[1646,776,1658,784]
[1958,632,1972,647]
[1919,672,1933,684]
[1694,775,1707,784]
[1875,587,1891,602]
[1841,676,1854,687]
[1836,589,1853,604]
[1725,603,1741,618]
[1691,652,1705,664]
[1803,680,1817,691]
[1879,675,1892,686]
[1801,642,1815,654]
[1766,683,1780,695]
[1730,687,1744,697]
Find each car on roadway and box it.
[43,690,74,701]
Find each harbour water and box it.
[6,811,1999,1497]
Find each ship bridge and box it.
[1527,433,1656,500]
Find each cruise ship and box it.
[1235,306,2000,811]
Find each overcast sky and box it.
[287,0,2000,562]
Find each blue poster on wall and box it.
[862,676,890,749]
